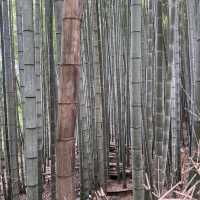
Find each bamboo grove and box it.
[0,0,200,200]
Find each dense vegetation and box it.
[0,0,200,199]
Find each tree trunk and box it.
[195,1,200,141]
[162,0,175,187]
[45,0,57,198]
[93,0,105,189]
[34,0,43,197]
[147,0,154,164]
[22,0,38,199]
[2,0,19,198]
[56,0,82,199]
[155,0,164,194]
[130,0,144,199]
[54,0,63,71]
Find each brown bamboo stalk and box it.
[56,0,83,199]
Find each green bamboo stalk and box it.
[130,0,144,199]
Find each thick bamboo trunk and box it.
[147,0,154,163]
[22,0,38,199]
[171,0,180,182]
[130,1,144,200]
[56,0,82,199]
[34,0,43,197]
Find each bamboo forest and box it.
[1,0,200,199]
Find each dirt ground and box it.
[14,146,193,200]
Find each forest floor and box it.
[15,145,195,200]
[39,146,133,200]
[40,147,191,200]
